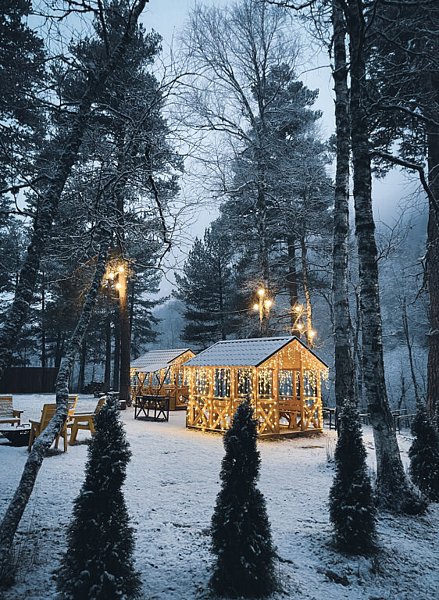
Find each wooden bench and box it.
[134,395,170,422]
[0,395,23,426]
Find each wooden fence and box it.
[0,367,58,393]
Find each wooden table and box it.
[134,395,170,422]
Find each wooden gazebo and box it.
[184,336,328,436]
[130,348,195,410]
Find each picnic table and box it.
[134,395,170,422]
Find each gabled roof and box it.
[131,348,191,373]
[184,336,328,368]
[184,337,289,367]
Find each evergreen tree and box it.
[57,396,141,600]
[210,401,277,598]
[409,403,439,502]
[329,400,377,555]
[175,224,240,348]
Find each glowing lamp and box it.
[257,288,265,297]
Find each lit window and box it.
[214,368,231,398]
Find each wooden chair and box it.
[68,394,78,417]
[0,395,23,426]
[28,404,68,452]
[68,396,107,445]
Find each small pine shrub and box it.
[210,400,277,598]
[57,396,141,600]
[409,403,439,502]
[329,400,377,554]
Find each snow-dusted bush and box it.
[329,400,377,554]
[57,396,141,599]
[409,403,439,502]
[210,400,277,598]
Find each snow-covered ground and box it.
[0,395,438,600]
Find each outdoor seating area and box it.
[0,394,107,450]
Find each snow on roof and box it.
[184,337,294,367]
[131,348,191,373]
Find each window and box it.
[258,369,273,398]
[304,371,317,397]
[195,370,209,395]
[237,369,253,396]
[214,368,231,398]
[279,370,293,397]
[163,369,172,385]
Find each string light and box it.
[186,338,328,436]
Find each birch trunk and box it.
[331,0,355,409]
[0,241,110,583]
[0,0,149,381]
[346,0,424,513]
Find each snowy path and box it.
[0,394,438,599]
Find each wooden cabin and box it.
[184,336,328,436]
[130,348,195,410]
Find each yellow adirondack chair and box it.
[68,396,107,445]
[28,404,68,452]
[0,395,23,426]
[68,394,78,417]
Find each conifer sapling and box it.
[57,396,141,600]
[409,402,439,502]
[329,400,377,554]
[210,400,277,598]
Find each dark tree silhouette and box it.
[329,400,377,555]
[409,403,439,502]
[210,400,277,598]
[57,396,141,600]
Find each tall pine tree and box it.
[210,400,277,598]
[57,396,141,600]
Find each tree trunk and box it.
[0,0,149,381]
[77,339,87,393]
[119,266,131,405]
[113,305,120,392]
[0,242,110,583]
[286,235,299,332]
[346,0,424,513]
[54,331,64,371]
[331,0,356,410]
[300,236,314,347]
[401,297,422,406]
[426,102,439,423]
[104,313,112,392]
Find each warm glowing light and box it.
[294,304,303,313]
[115,282,122,290]
[257,288,265,297]
[297,322,304,331]
[253,303,259,311]
[118,264,125,273]
[108,271,115,280]
[309,329,316,338]
[264,299,272,309]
